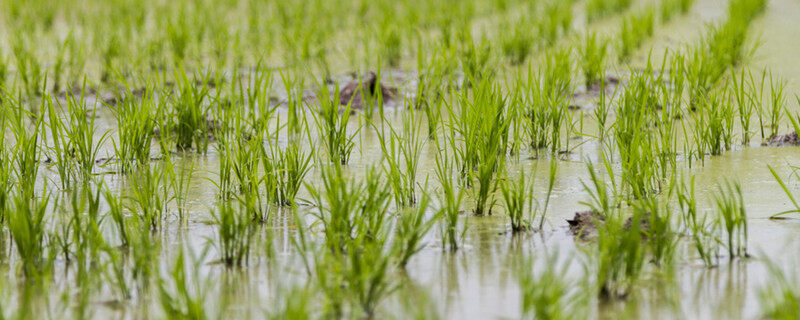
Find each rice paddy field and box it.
[5,0,800,318]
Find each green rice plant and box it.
[713,180,748,260]
[415,47,447,138]
[731,69,756,144]
[660,0,695,22]
[691,90,735,156]
[393,194,438,268]
[613,70,662,198]
[158,245,210,320]
[307,164,387,253]
[127,163,169,231]
[0,48,7,90]
[586,0,633,22]
[211,200,255,267]
[635,198,678,267]
[63,84,110,181]
[172,69,213,153]
[44,95,75,189]
[216,114,269,221]
[766,72,786,140]
[767,165,800,219]
[8,101,43,197]
[102,184,128,248]
[524,67,569,154]
[594,208,647,298]
[593,83,616,141]
[313,81,358,165]
[381,24,402,67]
[501,17,535,66]
[269,139,313,207]
[500,171,534,232]
[434,145,465,251]
[517,253,588,319]
[538,1,574,47]
[457,31,492,85]
[11,36,43,99]
[618,7,655,61]
[676,175,720,266]
[537,160,558,230]
[543,48,573,99]
[342,232,396,318]
[758,257,800,320]
[580,159,617,217]
[579,32,608,89]
[111,87,157,173]
[162,151,195,223]
[7,189,51,278]
[667,51,686,111]
[374,111,424,208]
[470,83,510,216]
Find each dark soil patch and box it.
[338,71,398,109]
[767,131,800,147]
[567,210,603,239]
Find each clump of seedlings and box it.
[579,32,608,89]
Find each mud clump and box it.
[338,71,398,109]
[767,131,800,147]
[567,210,650,239]
[567,210,604,239]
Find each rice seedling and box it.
[767,165,800,219]
[713,180,748,260]
[11,37,43,100]
[538,160,558,230]
[731,69,756,144]
[111,86,157,173]
[163,151,195,223]
[158,245,211,320]
[523,66,570,155]
[172,69,213,153]
[766,72,786,140]
[211,200,255,267]
[307,164,390,253]
[594,208,647,298]
[691,89,735,156]
[501,18,534,66]
[102,184,129,248]
[660,0,695,23]
[586,0,633,22]
[635,198,678,267]
[538,1,574,47]
[471,102,508,216]
[313,81,358,165]
[676,175,720,266]
[393,194,438,268]
[434,145,465,251]
[758,257,800,320]
[7,188,51,278]
[613,69,662,198]
[517,253,588,319]
[44,96,75,189]
[500,171,534,232]
[8,101,44,197]
[127,163,169,231]
[579,33,608,89]
[618,7,655,61]
[269,139,313,207]
[374,111,424,208]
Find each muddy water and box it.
[13,0,800,319]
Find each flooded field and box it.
[1,0,800,319]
